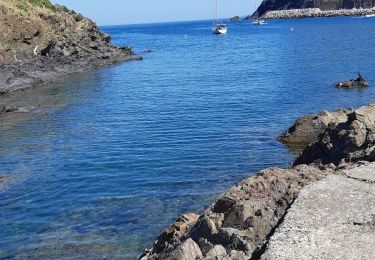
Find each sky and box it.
[50,0,263,25]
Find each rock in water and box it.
[230,16,240,21]
[336,72,369,89]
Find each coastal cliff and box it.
[253,0,375,18]
[0,0,138,96]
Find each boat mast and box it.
[213,0,218,25]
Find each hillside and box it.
[253,0,375,17]
[0,0,137,95]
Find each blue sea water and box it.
[1,17,375,258]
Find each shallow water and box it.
[1,17,375,258]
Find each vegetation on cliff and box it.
[0,0,136,95]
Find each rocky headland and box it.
[0,0,139,100]
[258,7,375,19]
[140,101,375,259]
[250,0,375,19]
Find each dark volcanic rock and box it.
[294,104,375,166]
[140,165,332,259]
[252,0,375,18]
[336,72,369,89]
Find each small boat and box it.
[213,24,228,34]
[365,14,375,17]
[212,0,227,34]
[253,19,266,25]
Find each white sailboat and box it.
[212,0,227,34]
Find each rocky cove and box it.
[140,102,375,259]
[1,1,375,259]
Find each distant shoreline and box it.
[258,8,375,20]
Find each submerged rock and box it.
[140,165,332,259]
[0,104,18,115]
[0,175,11,191]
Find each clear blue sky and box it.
[50,0,263,25]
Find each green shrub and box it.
[62,5,69,12]
[16,0,29,15]
[27,0,55,10]
[74,13,84,22]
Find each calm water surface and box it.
[1,17,375,258]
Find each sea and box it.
[1,17,375,259]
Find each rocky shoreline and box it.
[140,101,375,259]
[0,0,140,103]
[259,8,375,19]
[140,165,334,259]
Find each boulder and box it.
[158,238,203,260]
[205,245,227,259]
[139,213,199,258]
[294,105,375,166]
[280,109,349,147]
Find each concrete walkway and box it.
[262,163,375,260]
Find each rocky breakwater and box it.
[251,0,375,19]
[0,0,140,96]
[260,8,375,19]
[140,165,332,259]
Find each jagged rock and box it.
[336,72,369,88]
[139,213,199,259]
[157,238,203,260]
[140,166,332,259]
[189,216,218,242]
[280,109,349,147]
[294,104,375,166]
[40,42,56,56]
